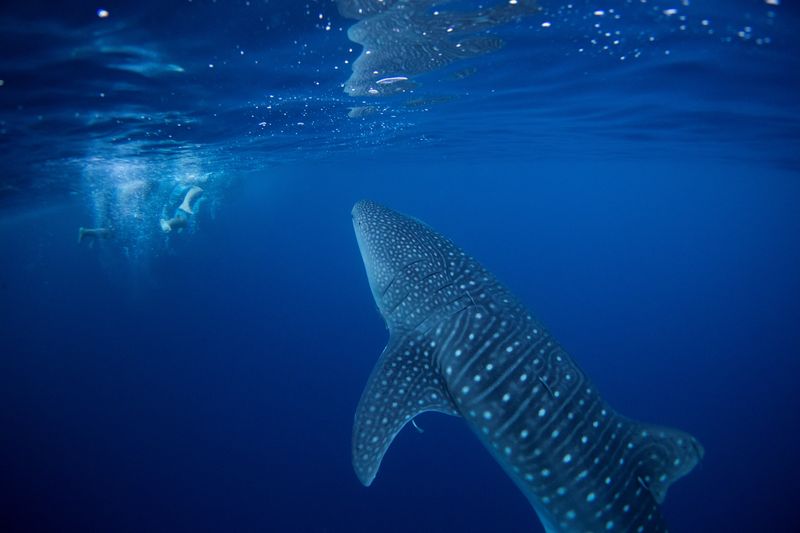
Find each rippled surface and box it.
[337,0,538,96]
[0,0,798,243]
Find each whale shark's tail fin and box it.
[77,227,86,244]
[630,423,704,504]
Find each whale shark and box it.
[351,200,702,533]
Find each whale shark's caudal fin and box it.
[77,227,86,244]
[352,335,459,486]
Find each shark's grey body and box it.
[351,200,703,533]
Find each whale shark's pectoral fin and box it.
[352,336,458,486]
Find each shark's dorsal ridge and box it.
[353,333,459,486]
[351,200,703,532]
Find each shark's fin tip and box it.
[352,336,459,485]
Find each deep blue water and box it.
[1,1,799,532]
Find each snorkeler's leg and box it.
[178,186,204,215]
[159,215,188,233]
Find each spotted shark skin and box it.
[351,200,703,533]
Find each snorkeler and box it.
[77,226,113,244]
[160,185,203,232]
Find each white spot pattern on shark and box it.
[350,200,703,533]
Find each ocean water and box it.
[1,1,799,532]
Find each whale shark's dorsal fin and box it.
[352,334,459,486]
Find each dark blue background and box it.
[2,0,800,531]
[2,157,799,532]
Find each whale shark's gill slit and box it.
[420,269,444,283]
[416,297,473,335]
[383,258,425,297]
[411,226,455,289]
[431,281,456,298]
[413,287,466,329]
[387,292,411,316]
[381,274,398,298]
